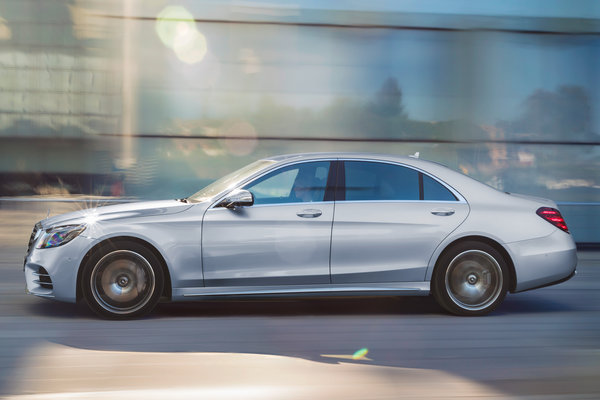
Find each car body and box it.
[23,153,577,318]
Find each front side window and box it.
[344,161,419,201]
[244,161,330,205]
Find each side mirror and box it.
[217,189,254,209]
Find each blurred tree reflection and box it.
[368,77,406,118]
[501,85,596,141]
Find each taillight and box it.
[536,207,569,233]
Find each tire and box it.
[81,240,164,319]
[432,241,509,316]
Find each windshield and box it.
[188,160,276,203]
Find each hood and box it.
[41,200,194,228]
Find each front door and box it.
[202,161,335,287]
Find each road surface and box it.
[0,201,599,399]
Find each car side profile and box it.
[23,153,577,318]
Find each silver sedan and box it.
[23,153,577,318]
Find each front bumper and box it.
[507,229,577,293]
[24,235,96,303]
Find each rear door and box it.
[330,160,469,283]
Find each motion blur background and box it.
[1,3,600,399]
[0,0,598,242]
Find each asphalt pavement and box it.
[0,201,599,399]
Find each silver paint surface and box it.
[202,202,334,286]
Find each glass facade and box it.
[0,1,598,242]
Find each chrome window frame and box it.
[207,157,467,210]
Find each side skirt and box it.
[172,282,430,301]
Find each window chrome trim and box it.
[335,199,467,205]
[238,200,334,209]
[208,200,334,210]
[207,156,467,210]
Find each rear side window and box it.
[344,161,419,201]
[423,174,457,201]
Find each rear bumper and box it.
[507,230,577,293]
[516,269,576,293]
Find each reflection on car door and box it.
[330,160,469,283]
[202,161,335,286]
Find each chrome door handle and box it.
[296,209,322,218]
[431,208,455,216]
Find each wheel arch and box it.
[430,235,517,293]
[76,236,172,302]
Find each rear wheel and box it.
[432,241,508,316]
[81,241,164,319]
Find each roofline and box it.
[263,152,417,163]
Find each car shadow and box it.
[25,295,446,320]
[26,290,578,320]
[153,295,445,318]
[496,291,580,314]
[28,300,96,319]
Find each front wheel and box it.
[432,241,509,316]
[81,241,164,319]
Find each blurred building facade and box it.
[0,0,599,242]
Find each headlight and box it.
[36,224,86,249]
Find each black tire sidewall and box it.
[432,241,509,316]
[81,240,164,319]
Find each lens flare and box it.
[173,29,207,64]
[156,6,207,64]
[155,6,195,48]
[222,121,258,156]
[83,211,99,226]
[352,348,369,360]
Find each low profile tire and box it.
[432,241,509,316]
[81,241,164,319]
